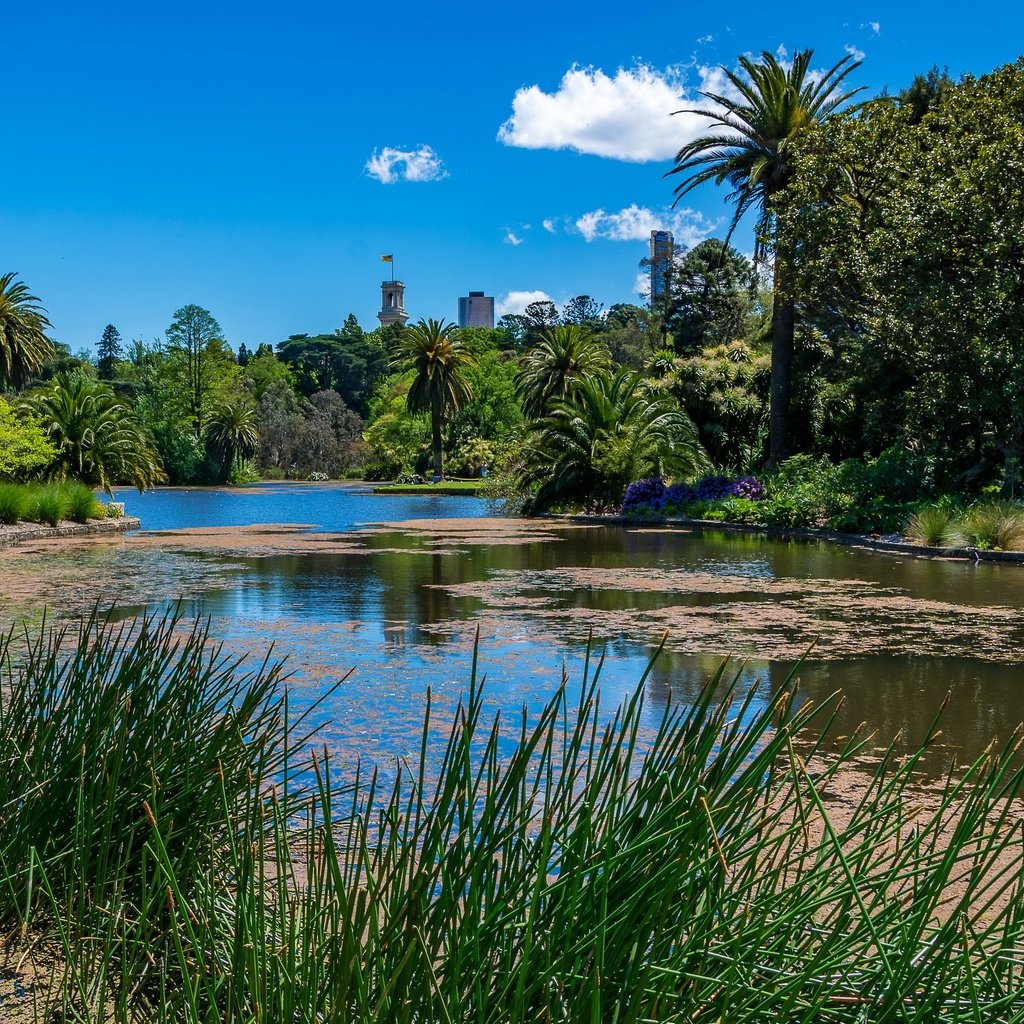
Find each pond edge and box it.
[0,517,142,549]
[551,514,1024,564]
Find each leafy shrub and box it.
[961,500,1024,550]
[0,483,28,525]
[33,483,70,526]
[905,505,966,547]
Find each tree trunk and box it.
[431,392,444,480]
[768,258,796,465]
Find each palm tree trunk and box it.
[768,258,796,465]
[431,392,444,480]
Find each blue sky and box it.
[3,1,1023,353]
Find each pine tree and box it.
[97,324,123,380]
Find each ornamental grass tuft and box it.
[4,617,1024,1022]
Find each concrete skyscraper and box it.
[458,291,495,329]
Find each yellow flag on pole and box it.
[380,254,393,263]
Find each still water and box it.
[7,482,1024,774]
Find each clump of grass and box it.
[905,504,965,546]
[61,480,98,523]
[962,499,1024,550]
[8,622,1024,1022]
[32,483,70,526]
[0,482,28,524]
[0,608,336,1013]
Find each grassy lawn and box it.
[372,480,483,495]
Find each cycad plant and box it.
[522,368,706,512]
[206,398,259,481]
[28,372,165,491]
[516,324,612,418]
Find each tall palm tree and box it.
[517,324,611,418]
[29,373,166,492]
[0,273,55,387]
[523,369,706,512]
[667,49,863,463]
[206,399,260,482]
[392,319,477,479]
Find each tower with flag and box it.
[377,255,408,326]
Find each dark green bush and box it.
[0,483,28,525]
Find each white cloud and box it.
[542,218,557,233]
[504,230,524,246]
[496,290,552,316]
[844,43,866,62]
[364,145,448,184]
[574,204,717,249]
[862,21,881,34]
[634,271,650,300]
[497,63,726,163]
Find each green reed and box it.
[5,616,1024,1021]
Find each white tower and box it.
[378,280,409,327]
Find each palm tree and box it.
[517,324,612,418]
[206,400,260,482]
[0,273,55,387]
[392,319,477,479]
[522,369,707,512]
[30,373,165,492]
[667,49,863,463]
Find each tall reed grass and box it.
[0,480,112,527]
[5,617,1024,1022]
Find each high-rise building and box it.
[458,291,495,329]
[649,230,674,304]
[377,279,409,327]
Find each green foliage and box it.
[523,370,706,512]
[905,505,966,547]
[166,304,230,435]
[9,619,1024,1020]
[961,500,1024,551]
[517,324,611,418]
[206,399,259,482]
[362,375,431,479]
[668,48,864,462]
[33,482,70,526]
[0,272,55,387]
[665,239,758,353]
[392,319,476,478]
[0,483,29,524]
[30,373,166,492]
[62,480,98,522]
[96,323,123,380]
[275,322,386,416]
[0,397,56,477]
[779,60,1024,484]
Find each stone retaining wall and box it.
[0,517,141,549]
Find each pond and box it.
[2,481,1023,775]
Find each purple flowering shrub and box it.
[621,474,765,515]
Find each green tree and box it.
[166,304,225,434]
[517,325,611,418]
[96,324,123,380]
[206,400,259,482]
[778,59,1024,485]
[899,65,955,123]
[561,295,604,328]
[522,369,705,512]
[0,273,55,387]
[666,239,758,353]
[392,319,476,479]
[668,49,863,463]
[29,373,165,492]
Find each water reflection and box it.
[10,487,1024,775]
